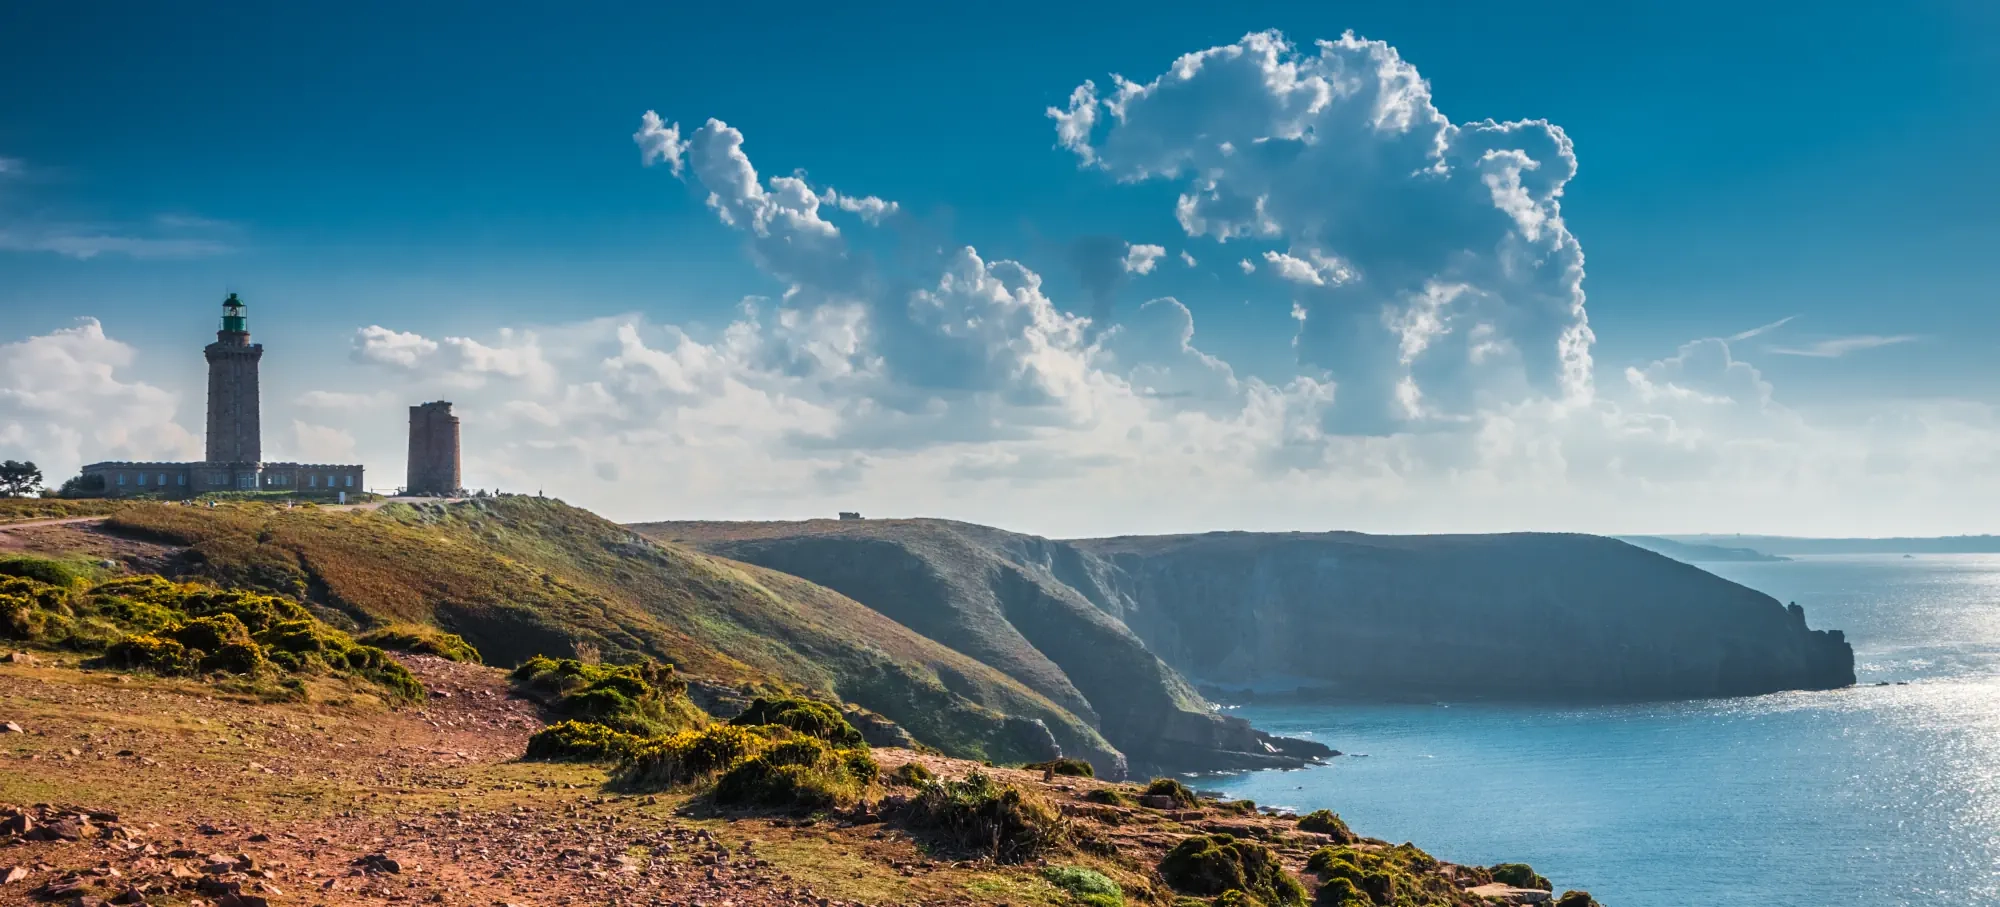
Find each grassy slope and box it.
[0,498,122,524]
[641,518,1245,775]
[98,498,1111,765]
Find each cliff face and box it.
[637,520,1854,771]
[1073,531,1855,700]
[641,519,1332,777]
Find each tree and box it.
[57,474,106,498]
[0,460,43,498]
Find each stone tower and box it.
[406,401,461,495]
[203,293,263,465]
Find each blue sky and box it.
[3,1,1997,535]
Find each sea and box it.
[1205,554,2000,906]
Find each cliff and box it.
[1073,531,1854,700]
[641,519,1331,777]
[648,520,1853,715]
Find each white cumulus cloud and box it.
[1123,243,1165,274]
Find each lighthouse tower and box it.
[203,293,263,482]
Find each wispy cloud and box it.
[0,230,233,260]
[1728,315,1796,342]
[1766,334,1919,358]
[0,154,238,260]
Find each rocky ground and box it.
[1,652,1553,907]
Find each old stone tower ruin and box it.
[405,401,462,496]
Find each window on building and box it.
[177,475,186,486]
[309,475,317,488]
[345,476,354,488]
[158,473,166,486]
[117,474,126,486]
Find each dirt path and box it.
[0,516,108,532]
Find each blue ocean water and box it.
[1207,555,2000,906]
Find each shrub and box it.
[1312,878,1364,906]
[905,771,1071,863]
[524,720,643,762]
[841,745,880,782]
[1144,777,1198,808]
[730,696,864,746]
[1305,844,1457,906]
[1158,834,1303,906]
[357,626,483,663]
[2,574,74,643]
[177,588,312,633]
[891,761,936,786]
[172,613,253,652]
[1296,810,1355,842]
[1024,757,1095,777]
[1554,892,1600,907]
[1085,787,1138,807]
[511,655,705,736]
[107,633,197,675]
[168,614,269,674]
[618,725,767,790]
[5,570,420,700]
[1489,863,1551,891]
[1215,891,1265,907]
[1042,865,1123,907]
[712,736,875,811]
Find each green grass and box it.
[1042,866,1124,907]
[0,498,120,525]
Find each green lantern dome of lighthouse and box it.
[221,292,247,333]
